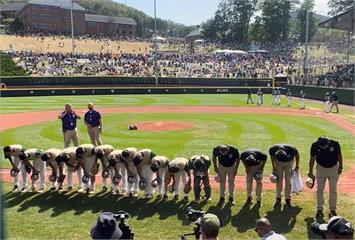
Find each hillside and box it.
[0,0,196,38]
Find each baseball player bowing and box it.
[133,149,157,198]
[150,155,169,199]
[3,145,28,192]
[120,147,139,197]
[212,144,240,205]
[41,148,65,191]
[57,147,84,192]
[107,149,128,195]
[188,155,212,203]
[94,144,114,192]
[19,148,45,192]
[240,149,267,206]
[76,144,99,194]
[269,144,300,208]
[165,157,192,201]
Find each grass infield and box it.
[1,94,355,239]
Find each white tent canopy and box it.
[275,72,287,77]
[212,49,248,55]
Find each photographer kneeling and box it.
[311,216,354,239]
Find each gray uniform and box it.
[22,148,45,190]
[5,144,28,189]
[121,147,139,194]
[59,147,83,189]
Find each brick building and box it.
[85,14,136,37]
[0,0,136,37]
[0,3,25,19]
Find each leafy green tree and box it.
[297,0,317,43]
[328,0,354,16]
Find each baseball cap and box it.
[319,216,354,236]
[90,212,122,239]
[201,214,221,237]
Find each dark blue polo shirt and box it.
[213,145,239,167]
[61,111,79,131]
[84,110,101,127]
[310,140,341,168]
[269,144,298,162]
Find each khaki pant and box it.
[218,163,236,198]
[246,166,263,201]
[87,126,102,146]
[316,164,339,211]
[330,101,339,113]
[173,170,188,197]
[275,159,294,200]
[64,129,79,148]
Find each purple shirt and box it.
[84,109,101,128]
[61,111,79,131]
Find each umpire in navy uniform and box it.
[58,104,81,148]
[84,102,103,146]
[212,144,240,205]
[308,136,343,218]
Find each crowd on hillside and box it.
[7,50,297,78]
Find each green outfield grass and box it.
[1,94,355,239]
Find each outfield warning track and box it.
[0,106,354,193]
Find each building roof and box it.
[185,28,202,38]
[0,3,26,12]
[319,7,354,32]
[28,0,85,11]
[85,14,136,26]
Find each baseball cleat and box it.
[316,210,324,218]
[132,191,138,197]
[273,198,281,208]
[12,185,19,193]
[145,193,153,199]
[256,200,262,207]
[102,186,108,192]
[206,197,212,203]
[77,187,85,193]
[67,186,74,192]
[246,197,252,204]
[329,210,337,218]
[229,197,235,206]
[285,199,292,208]
[173,195,179,201]
[21,187,27,193]
[217,197,225,205]
[183,196,189,202]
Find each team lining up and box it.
[3,138,342,209]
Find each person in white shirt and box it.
[255,218,287,240]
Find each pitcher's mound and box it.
[136,121,193,132]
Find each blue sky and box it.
[114,0,330,26]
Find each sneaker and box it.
[316,210,324,218]
[102,186,108,192]
[21,187,27,193]
[12,185,19,193]
[274,198,281,208]
[173,195,179,201]
[246,197,252,204]
[256,200,261,207]
[285,199,292,208]
[217,197,225,205]
[329,210,337,218]
[145,193,153,199]
[229,197,235,206]
[183,196,189,202]
[67,186,74,192]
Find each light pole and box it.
[154,0,158,85]
[70,0,75,55]
[303,0,309,81]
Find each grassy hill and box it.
[0,52,27,76]
[0,0,196,38]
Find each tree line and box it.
[201,0,353,44]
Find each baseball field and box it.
[1,94,354,239]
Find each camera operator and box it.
[189,155,212,203]
[90,211,134,239]
[311,216,354,239]
[200,214,221,240]
[255,218,286,240]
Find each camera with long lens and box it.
[114,211,134,240]
[180,207,206,240]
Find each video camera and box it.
[114,211,134,240]
[180,207,206,240]
[310,222,326,239]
